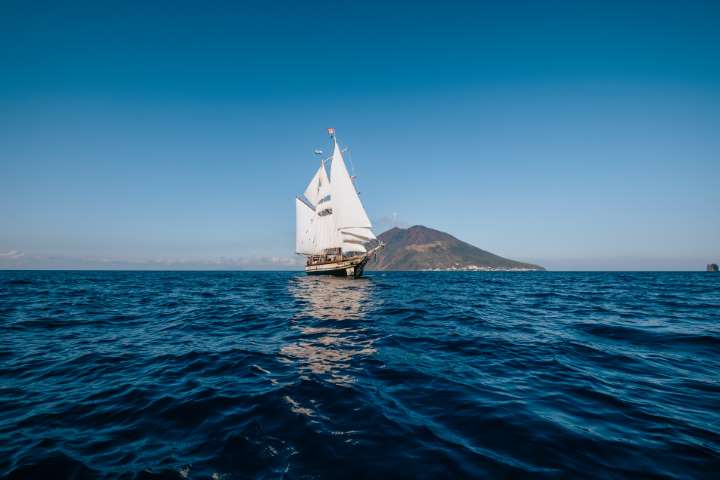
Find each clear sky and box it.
[1,0,718,270]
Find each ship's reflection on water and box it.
[282,275,377,385]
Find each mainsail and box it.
[296,133,375,256]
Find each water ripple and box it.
[1,271,719,479]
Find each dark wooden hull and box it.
[303,244,383,279]
[305,255,369,278]
[306,267,363,277]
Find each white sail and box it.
[315,211,340,251]
[330,141,372,230]
[341,227,376,241]
[303,163,329,207]
[309,159,340,252]
[342,242,367,254]
[295,198,316,255]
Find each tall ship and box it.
[295,129,383,277]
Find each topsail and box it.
[303,166,324,207]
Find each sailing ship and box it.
[295,129,383,277]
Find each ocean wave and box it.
[1,271,719,479]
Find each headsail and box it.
[328,138,374,253]
[329,141,372,230]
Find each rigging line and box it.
[346,147,361,194]
[347,147,356,179]
[335,135,358,188]
[319,147,348,167]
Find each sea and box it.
[1,271,718,479]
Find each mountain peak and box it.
[394,225,432,232]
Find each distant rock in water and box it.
[367,225,544,271]
[708,263,719,272]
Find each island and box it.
[367,225,544,271]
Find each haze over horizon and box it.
[2,0,718,271]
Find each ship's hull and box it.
[305,255,369,278]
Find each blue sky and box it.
[1,0,718,270]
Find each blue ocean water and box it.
[1,271,718,479]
